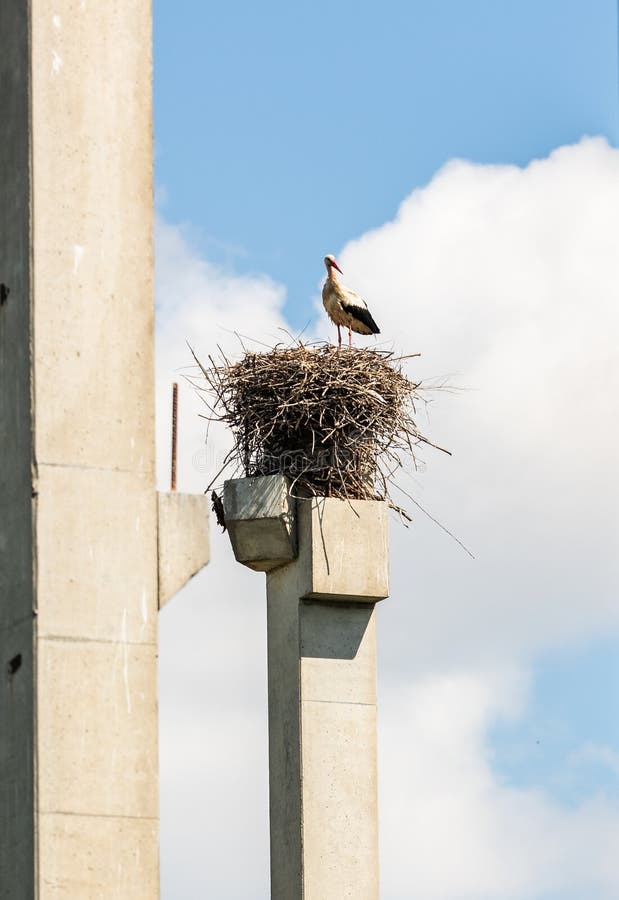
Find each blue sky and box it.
[154,3,619,897]
[490,638,619,806]
[154,0,618,327]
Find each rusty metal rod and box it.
[171,382,178,491]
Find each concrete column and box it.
[224,478,389,899]
[1,1,159,896]
[0,2,36,894]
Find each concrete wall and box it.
[158,492,210,608]
[1,1,159,895]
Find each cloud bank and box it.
[156,138,619,899]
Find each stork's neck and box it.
[327,265,339,283]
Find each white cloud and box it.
[155,215,290,494]
[158,548,270,900]
[331,137,619,671]
[380,672,619,900]
[155,219,285,897]
[569,742,619,778]
[156,138,619,899]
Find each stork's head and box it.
[324,254,343,274]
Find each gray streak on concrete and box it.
[0,1,35,895]
[266,559,305,900]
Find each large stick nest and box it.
[194,342,449,519]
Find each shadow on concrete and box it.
[300,602,372,660]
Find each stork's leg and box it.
[348,325,353,348]
[337,324,342,349]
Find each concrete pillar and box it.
[0,2,208,896]
[1,1,157,894]
[224,477,389,899]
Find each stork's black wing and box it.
[341,300,380,335]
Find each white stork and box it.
[322,254,380,348]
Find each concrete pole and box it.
[225,476,389,899]
[0,2,209,895]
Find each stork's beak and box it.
[331,259,343,274]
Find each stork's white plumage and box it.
[322,255,380,348]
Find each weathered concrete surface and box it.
[39,814,159,900]
[298,497,389,602]
[158,491,210,608]
[265,494,386,900]
[300,601,377,705]
[36,466,158,644]
[1,0,162,896]
[31,0,155,475]
[37,639,158,818]
[225,477,389,596]
[224,474,297,571]
[267,589,380,900]
[302,700,378,899]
